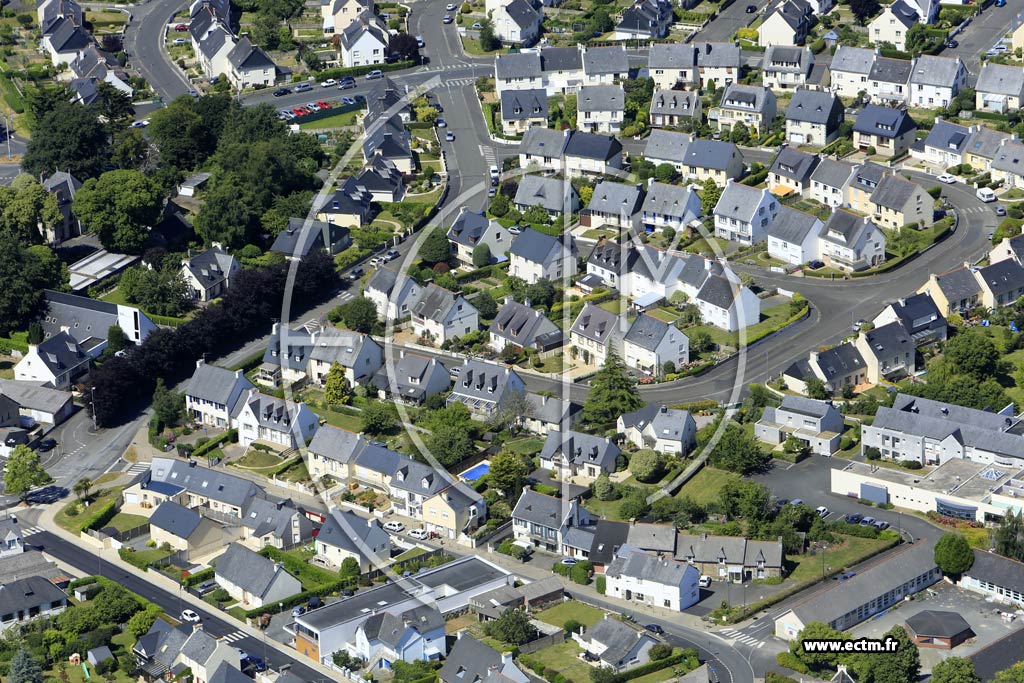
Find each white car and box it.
[815,506,830,518]
[698,575,712,588]
[408,528,429,539]
[445,3,456,9]
[172,37,187,45]
[320,79,337,88]
[383,520,405,533]
[937,173,956,184]
[180,609,201,623]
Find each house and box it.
[540,45,584,95]
[446,359,526,418]
[0,380,74,427]
[696,274,761,332]
[373,352,451,405]
[87,647,113,668]
[846,161,888,214]
[180,247,239,302]
[226,37,276,90]
[872,292,947,344]
[916,119,972,168]
[577,85,625,134]
[570,303,623,367]
[870,174,934,230]
[696,42,742,89]
[362,115,414,174]
[756,395,843,456]
[829,46,877,99]
[305,424,365,483]
[494,52,543,94]
[355,157,404,203]
[713,181,779,245]
[614,0,673,40]
[509,228,577,284]
[41,171,81,245]
[867,57,912,104]
[235,495,312,550]
[314,177,373,227]
[710,84,777,133]
[809,158,856,208]
[604,551,700,613]
[447,210,513,268]
[758,0,810,47]
[674,532,784,582]
[148,501,232,559]
[122,456,261,518]
[905,611,974,650]
[640,182,701,235]
[648,89,702,128]
[648,44,698,90]
[563,131,624,178]
[195,26,235,82]
[470,576,564,618]
[490,0,541,46]
[0,576,67,633]
[991,138,1024,190]
[0,517,22,558]
[853,105,917,158]
[489,297,561,353]
[522,393,581,435]
[439,634,530,683]
[623,315,688,377]
[918,265,983,315]
[40,289,155,356]
[575,616,658,667]
[500,89,548,135]
[766,206,823,265]
[178,629,240,683]
[819,209,887,271]
[785,89,844,146]
[963,126,1014,172]
[215,543,301,608]
[338,12,388,67]
[618,403,697,455]
[539,430,620,482]
[271,218,351,260]
[259,323,383,388]
[908,55,967,109]
[513,174,580,218]
[352,605,446,666]
[314,510,391,572]
[321,0,374,34]
[581,45,630,85]
[768,147,819,196]
[365,266,422,322]
[584,180,644,231]
[976,259,1024,308]
[14,332,89,391]
[774,543,940,640]
[976,63,1024,113]
[518,127,568,172]
[960,549,1024,608]
[868,0,917,50]
[680,139,743,184]
[762,45,813,90]
[183,359,254,428]
[643,129,692,173]
[511,488,592,552]
[991,232,1024,267]
[43,20,90,65]
[231,390,319,449]
[410,283,479,344]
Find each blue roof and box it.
[146,481,185,497]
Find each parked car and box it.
[273,87,291,97]
[560,558,578,566]
[435,117,447,128]
[815,506,830,518]
[292,606,306,617]
[745,4,756,11]
[445,130,455,141]
[308,596,323,609]
[416,35,425,47]
[305,102,320,112]
[807,259,824,269]
[294,82,313,92]
[489,165,500,180]
[836,571,857,582]
[845,513,863,524]
[384,249,400,261]
[790,498,803,506]
[383,520,405,532]
[446,3,456,9]
[937,173,956,184]
[409,528,429,539]
[37,438,57,452]
[472,21,483,28]
[442,14,453,22]
[978,187,997,202]
[348,267,364,280]
[508,225,523,235]
[247,657,267,673]
[996,205,1007,216]
[873,520,890,531]
[366,70,384,80]
[944,39,958,48]
[644,624,664,634]
[174,23,189,31]
[196,580,218,596]
[487,187,496,198]
[860,516,876,526]
[699,575,712,588]
[320,79,337,88]
[180,609,201,623]
[341,96,357,105]
[339,77,357,89]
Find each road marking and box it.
[758,642,764,649]
[221,631,247,643]
[480,144,497,166]
[21,526,44,536]
[126,462,151,475]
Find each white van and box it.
[977,187,997,203]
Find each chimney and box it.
[197,358,206,369]
[501,652,513,666]
[504,295,514,305]
[456,629,467,640]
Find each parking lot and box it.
[850,582,1024,672]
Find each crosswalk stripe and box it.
[221,631,246,643]
[758,642,764,649]
[126,463,150,475]
[22,526,43,536]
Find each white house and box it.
[227,37,276,91]
[351,605,446,667]
[757,0,810,47]
[490,0,541,46]
[180,247,240,302]
[569,303,624,367]
[231,390,319,449]
[809,158,856,208]
[314,510,391,573]
[14,332,89,391]
[605,550,700,612]
[410,283,479,344]
[713,181,778,245]
[364,266,422,322]
[695,274,761,332]
[819,209,887,271]
[577,85,625,134]
[766,205,823,266]
[183,359,255,428]
[338,12,389,68]
[755,395,844,456]
[618,403,697,455]
[320,0,374,34]
[511,488,592,552]
[762,45,814,91]
[494,51,543,94]
[785,88,845,146]
[214,543,302,609]
[829,46,877,99]
[509,228,577,284]
[908,55,967,110]
[563,131,624,178]
[573,617,659,670]
[623,314,688,376]
[640,182,702,234]
[868,0,917,51]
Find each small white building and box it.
[577,85,625,134]
[695,274,761,332]
[338,12,389,67]
[410,284,479,344]
[183,359,255,428]
[713,181,779,245]
[766,205,823,266]
[755,395,844,456]
[180,247,240,302]
[231,390,319,449]
[623,314,688,376]
[509,228,577,284]
[618,403,697,456]
[214,543,302,609]
[14,332,89,391]
[605,550,700,612]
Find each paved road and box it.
[123,0,192,101]
[942,0,1024,79]
[695,0,758,43]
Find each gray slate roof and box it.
[719,83,773,113]
[976,62,1024,98]
[541,430,620,470]
[587,180,643,216]
[644,129,692,164]
[696,41,741,68]
[767,206,821,245]
[606,550,695,587]
[624,314,672,351]
[500,89,548,121]
[967,126,1011,160]
[149,501,202,539]
[650,89,700,118]
[696,274,740,310]
[905,610,972,638]
[648,43,696,69]
[564,131,622,162]
[810,158,855,189]
[577,85,624,112]
[853,105,916,138]
[932,265,983,305]
[541,46,582,72]
[183,361,253,405]
[490,299,559,348]
[641,182,698,221]
[33,331,86,377]
[910,55,963,89]
[512,489,569,528]
[765,45,810,72]
[509,227,562,265]
[786,89,842,125]
[870,174,920,211]
[868,57,912,85]
[966,549,1024,596]
[682,139,737,171]
[227,37,274,71]
[316,509,390,556]
[147,457,261,508]
[582,46,629,75]
[714,182,767,223]
[584,616,654,666]
[515,175,578,213]
[820,209,874,248]
[831,46,876,75]
[858,321,912,360]
[411,283,462,323]
[770,147,819,183]
[495,52,542,80]
[181,628,220,666]
[571,302,621,343]
[992,139,1024,178]
[978,259,1024,298]
[923,120,971,153]
[778,395,833,419]
[0,576,65,616]
[520,127,567,158]
[215,543,292,598]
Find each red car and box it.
[316,99,330,109]
[174,23,188,31]
[292,106,308,116]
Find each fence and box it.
[291,101,363,126]
[518,631,565,655]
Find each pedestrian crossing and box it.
[126,462,150,476]
[960,206,994,215]
[20,525,45,536]
[480,144,498,167]
[221,631,247,644]
[720,628,766,649]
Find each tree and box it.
[119,265,194,317]
[995,663,1024,683]
[791,622,848,671]
[944,330,1000,379]
[931,658,980,683]
[0,236,66,335]
[806,377,829,400]
[112,127,150,170]
[729,122,750,145]
[489,192,510,217]
[22,102,108,179]
[629,450,663,483]
[934,533,974,577]
[654,163,677,183]
[107,325,129,353]
[4,445,51,501]
[472,243,491,268]
[709,422,771,474]
[593,473,616,500]
[700,178,722,216]
[72,477,93,502]
[9,649,43,683]
[850,0,880,24]
[488,450,527,494]
[152,378,184,428]
[649,643,673,661]
[94,81,133,124]
[333,297,378,332]
[478,18,499,51]
[339,556,361,583]
[360,402,394,434]
[905,23,930,54]
[582,350,643,425]
[419,227,451,264]
[852,625,919,683]
[590,668,617,683]
[689,329,713,354]
[427,424,475,468]
[474,290,497,319]
[27,322,43,345]
[324,362,351,406]
[126,606,162,639]
[74,170,163,254]
[719,478,773,521]
[252,12,280,49]
[389,33,420,61]
[995,510,1024,561]
[483,609,537,645]
[523,205,549,224]
[0,180,61,243]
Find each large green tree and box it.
[582,349,643,425]
[934,533,974,577]
[0,179,61,243]
[329,297,378,333]
[426,423,475,468]
[629,450,663,483]
[419,227,451,264]
[700,178,722,216]
[74,170,163,253]
[483,609,537,645]
[791,622,848,671]
[852,625,919,683]
[944,330,1001,379]
[931,657,980,683]
[0,236,65,335]
[323,362,351,406]
[719,478,773,521]
[8,649,43,683]
[709,422,771,474]
[152,378,184,427]
[487,450,528,494]
[194,174,257,248]
[22,102,108,179]
[119,265,193,316]
[360,401,395,434]
[995,510,1024,561]
[3,445,51,501]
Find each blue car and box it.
[248,657,267,672]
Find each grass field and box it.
[506,436,545,456]
[522,641,593,683]
[311,404,364,431]
[299,109,362,129]
[55,487,123,534]
[675,467,739,506]
[786,534,895,583]
[233,449,284,469]
[106,512,148,532]
[0,359,13,379]
[536,601,606,629]
[684,301,796,351]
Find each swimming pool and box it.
[460,461,491,481]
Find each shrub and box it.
[864,447,881,460]
[595,575,606,594]
[898,459,923,470]
[649,644,673,661]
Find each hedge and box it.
[669,399,719,412]
[312,60,416,81]
[259,546,338,587]
[776,652,810,675]
[243,580,348,619]
[149,313,187,327]
[614,652,689,683]
[193,429,236,459]
[743,299,809,347]
[741,168,770,186]
[80,500,119,533]
[68,576,100,590]
[0,334,29,354]
[183,567,216,588]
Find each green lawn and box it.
[630,668,679,683]
[647,307,680,323]
[233,449,284,469]
[55,487,123,534]
[675,467,740,506]
[0,359,14,379]
[276,458,310,483]
[536,601,606,628]
[786,534,895,583]
[522,641,593,683]
[299,109,363,129]
[106,512,148,532]
[311,404,364,431]
[505,436,545,456]
[684,301,798,351]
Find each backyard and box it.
[536,601,606,629]
[785,533,898,583]
[674,466,739,506]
